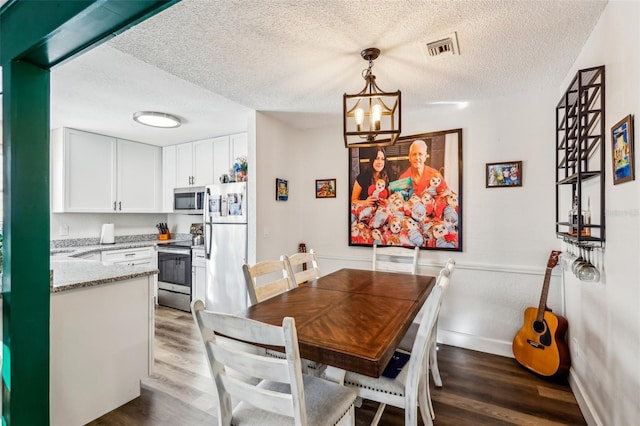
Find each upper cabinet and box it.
[116,138,162,213]
[162,132,248,212]
[51,128,162,213]
[230,132,248,166]
[162,145,177,213]
[212,133,248,182]
[176,139,216,187]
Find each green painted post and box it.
[0,1,180,424]
[2,60,51,426]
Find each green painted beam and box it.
[1,0,178,68]
[0,1,180,424]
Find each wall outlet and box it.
[59,225,69,236]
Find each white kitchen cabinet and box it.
[51,128,162,213]
[212,136,231,182]
[102,246,158,303]
[212,133,248,182]
[176,139,215,187]
[230,132,248,163]
[162,145,177,212]
[117,138,162,213]
[192,247,206,303]
[51,128,116,212]
[101,247,155,266]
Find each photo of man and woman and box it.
[349,129,462,251]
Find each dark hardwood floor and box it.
[89,306,586,425]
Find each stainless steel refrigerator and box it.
[203,182,248,313]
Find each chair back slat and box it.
[373,244,420,274]
[209,342,290,383]
[243,258,296,305]
[285,249,320,285]
[222,375,295,417]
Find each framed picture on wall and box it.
[611,114,635,185]
[485,161,522,188]
[316,179,336,198]
[348,129,463,251]
[276,178,288,201]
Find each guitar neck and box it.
[536,267,553,322]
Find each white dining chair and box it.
[398,258,455,419]
[343,268,450,426]
[283,249,320,286]
[242,258,296,305]
[191,299,358,425]
[372,243,420,274]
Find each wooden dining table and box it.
[243,268,436,378]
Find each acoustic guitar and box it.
[512,250,570,377]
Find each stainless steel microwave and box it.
[174,186,205,214]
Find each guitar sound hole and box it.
[533,320,546,333]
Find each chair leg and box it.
[371,402,386,426]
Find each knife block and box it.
[158,231,170,240]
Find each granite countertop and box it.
[49,236,197,293]
[50,257,158,293]
[50,238,191,258]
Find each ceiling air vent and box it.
[423,32,460,57]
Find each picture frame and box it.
[275,178,288,201]
[485,161,523,188]
[348,128,463,251]
[611,114,635,185]
[316,179,336,198]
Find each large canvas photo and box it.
[349,129,462,251]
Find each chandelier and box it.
[343,48,401,148]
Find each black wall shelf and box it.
[555,65,606,246]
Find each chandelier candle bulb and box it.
[372,104,382,130]
[355,108,364,131]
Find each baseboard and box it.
[438,329,514,358]
[568,368,602,426]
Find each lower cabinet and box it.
[192,248,206,303]
[101,246,158,303]
[101,247,155,266]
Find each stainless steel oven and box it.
[156,241,192,312]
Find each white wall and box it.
[557,2,640,425]
[254,87,566,357]
[254,112,301,262]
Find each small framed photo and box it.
[276,178,288,201]
[611,114,635,185]
[315,179,336,198]
[486,161,522,188]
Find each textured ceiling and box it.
[47,0,607,146]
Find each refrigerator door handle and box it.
[204,188,213,260]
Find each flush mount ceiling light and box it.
[133,111,182,128]
[343,47,401,148]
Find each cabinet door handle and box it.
[118,201,122,211]
[113,201,117,211]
